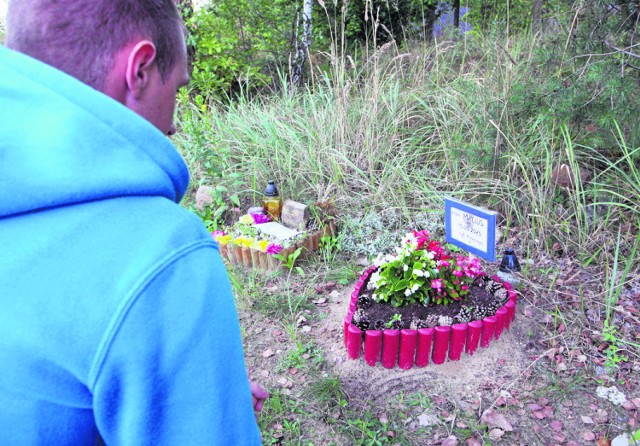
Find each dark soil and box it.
[354,275,509,330]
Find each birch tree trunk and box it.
[532,0,543,35]
[292,0,312,86]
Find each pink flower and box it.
[413,230,429,249]
[431,278,443,291]
[251,213,270,224]
[211,230,226,239]
[461,285,469,291]
[452,269,463,277]
[266,243,283,255]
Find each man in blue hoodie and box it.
[0,0,266,444]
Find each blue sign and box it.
[445,197,497,261]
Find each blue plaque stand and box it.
[445,197,497,261]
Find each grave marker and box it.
[445,197,497,261]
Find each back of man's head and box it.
[5,0,184,91]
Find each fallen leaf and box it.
[622,400,637,411]
[597,434,611,446]
[583,431,596,441]
[481,409,513,431]
[550,420,563,431]
[532,411,546,419]
[442,436,458,446]
[329,290,341,298]
[301,326,311,333]
[312,297,327,304]
[581,415,594,424]
[417,412,438,427]
[528,403,544,411]
[553,433,567,442]
[488,428,505,441]
[386,431,395,438]
[262,349,275,358]
[466,439,482,446]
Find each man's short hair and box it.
[5,0,184,91]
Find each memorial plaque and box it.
[445,197,497,261]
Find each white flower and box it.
[425,251,435,260]
[367,271,381,290]
[372,293,378,301]
[403,264,409,272]
[402,233,417,249]
[413,269,424,277]
[411,284,420,292]
[404,289,412,297]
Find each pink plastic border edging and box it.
[344,267,518,368]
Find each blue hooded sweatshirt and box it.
[0,46,261,445]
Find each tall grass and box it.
[174,21,639,270]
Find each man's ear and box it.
[124,40,157,101]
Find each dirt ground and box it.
[238,257,640,445]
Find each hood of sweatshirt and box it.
[0,46,189,218]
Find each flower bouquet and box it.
[344,230,518,369]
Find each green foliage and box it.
[275,247,304,276]
[185,0,296,98]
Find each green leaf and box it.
[393,279,409,292]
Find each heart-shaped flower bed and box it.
[342,230,517,369]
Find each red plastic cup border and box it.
[344,266,518,368]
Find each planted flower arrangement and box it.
[344,230,517,369]
[212,204,337,273]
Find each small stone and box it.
[195,185,215,210]
[281,200,309,230]
[262,349,275,358]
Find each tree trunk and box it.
[453,0,460,28]
[532,0,543,34]
[292,0,312,86]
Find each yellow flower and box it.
[256,240,270,252]
[216,235,232,245]
[239,214,254,225]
